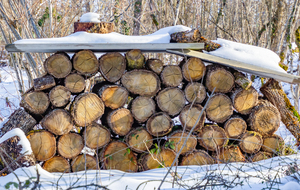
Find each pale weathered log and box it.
[72,49,99,75]
[179,104,206,132]
[239,131,263,154]
[146,112,173,136]
[20,91,50,115]
[181,57,206,82]
[130,96,156,123]
[44,53,72,78]
[184,82,206,104]
[49,85,71,108]
[180,150,215,166]
[65,73,86,93]
[33,75,56,91]
[166,130,197,155]
[57,133,84,159]
[99,52,126,82]
[160,65,183,87]
[231,86,258,115]
[125,127,153,153]
[43,156,70,173]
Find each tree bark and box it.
[33,75,55,91]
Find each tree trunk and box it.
[43,156,70,173]
[33,75,56,91]
[166,130,197,155]
[72,50,99,76]
[179,104,206,132]
[133,0,143,35]
[184,82,206,104]
[130,96,156,123]
[57,133,84,159]
[125,127,153,153]
[49,85,71,108]
[181,57,206,82]
[224,116,247,139]
[44,53,72,78]
[98,85,128,109]
[99,52,126,82]
[83,123,111,149]
[146,59,163,74]
[262,134,284,154]
[64,73,86,93]
[215,145,245,163]
[125,49,145,70]
[231,86,258,115]
[107,108,133,136]
[74,22,114,33]
[160,65,183,87]
[71,154,98,172]
[20,91,50,115]
[140,148,176,171]
[239,131,263,154]
[180,150,215,166]
[198,124,228,151]
[146,112,173,136]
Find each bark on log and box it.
[184,82,206,104]
[179,104,206,132]
[44,53,72,78]
[49,85,71,108]
[57,133,84,159]
[33,75,56,91]
[248,100,281,136]
[74,22,114,33]
[125,127,153,153]
[224,116,247,139]
[71,154,98,172]
[160,65,183,87]
[205,93,233,123]
[166,130,197,155]
[101,141,138,172]
[125,49,145,70]
[250,151,273,162]
[99,52,126,82]
[215,145,245,163]
[72,50,99,75]
[27,130,56,161]
[231,87,258,115]
[262,134,284,154]
[121,69,160,96]
[233,71,252,90]
[170,29,202,43]
[40,109,74,136]
[260,79,300,143]
[130,96,156,123]
[156,87,185,116]
[146,59,164,74]
[65,73,86,93]
[98,85,128,109]
[146,112,173,136]
[239,131,263,154]
[181,57,206,82]
[180,150,215,166]
[198,124,228,151]
[107,108,133,136]
[43,156,70,173]
[83,123,111,149]
[20,91,50,115]
[141,148,176,171]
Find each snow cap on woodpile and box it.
[79,12,101,23]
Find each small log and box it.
[250,151,273,162]
[233,71,252,90]
[65,73,86,93]
[49,85,71,108]
[121,70,160,96]
[1,108,36,136]
[146,59,164,74]
[33,75,56,91]
[141,148,176,171]
[262,134,284,154]
[224,116,247,139]
[156,87,185,116]
[101,141,138,172]
[72,50,99,75]
[99,52,126,82]
[71,93,105,126]
[74,22,114,33]
[27,130,56,161]
[71,154,98,172]
[130,96,156,123]
[20,91,50,115]
[248,100,281,136]
[179,104,206,132]
[170,29,201,43]
[215,145,245,163]
[239,131,263,154]
[205,65,235,93]
[181,57,206,82]
[231,87,258,115]
[44,53,72,78]
[166,130,197,155]
[146,112,173,136]
[125,127,153,153]
[98,85,128,109]
[40,109,73,136]
[260,79,300,143]
[184,82,206,104]
[160,65,183,87]
[125,49,145,70]
[83,123,111,149]
[107,108,133,136]
[180,150,215,166]
[198,124,228,151]
[205,93,233,123]
[57,133,84,159]
[43,156,70,173]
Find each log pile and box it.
[0,47,292,174]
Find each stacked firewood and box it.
[1,48,287,174]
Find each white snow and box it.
[207,38,285,73]
[79,12,101,23]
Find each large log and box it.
[181,57,206,82]
[99,52,126,82]
[140,148,176,171]
[198,124,228,151]
[180,150,215,166]
[44,53,72,78]
[125,49,145,70]
[146,112,173,136]
[107,108,133,136]
[57,133,84,159]
[160,65,183,87]
[83,123,111,149]
[98,85,128,109]
[239,131,263,154]
[43,156,70,173]
[33,75,56,91]
[179,104,206,132]
[166,130,197,155]
[130,96,156,123]
[20,91,50,115]
[65,73,86,94]
[49,85,71,108]
[125,127,153,153]
[231,87,258,115]
[72,49,99,75]
[146,59,164,74]
[223,116,247,139]
[260,79,300,143]
[184,82,206,104]
[71,154,98,172]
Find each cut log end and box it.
[126,49,145,70]
[108,108,133,136]
[83,123,111,149]
[49,85,71,108]
[73,50,99,75]
[45,53,72,78]
[251,151,273,162]
[239,131,263,154]
[126,127,153,153]
[198,125,228,151]
[146,112,173,136]
[146,59,164,74]
[224,116,247,138]
[206,93,233,123]
[180,150,215,166]
[231,87,258,115]
[166,130,197,155]
[65,73,86,93]
[99,52,126,82]
[99,85,128,109]
[206,66,234,93]
[179,104,206,132]
[216,145,245,163]
[131,96,155,123]
[141,148,176,171]
[184,82,206,104]
[160,65,182,87]
[21,91,50,115]
[71,154,98,172]
[57,133,84,159]
[181,57,206,82]
[43,156,70,173]
[262,134,284,154]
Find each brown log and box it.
[44,53,72,78]
[239,131,263,154]
[43,156,70,173]
[166,130,197,155]
[181,57,206,82]
[262,134,284,154]
[33,75,56,91]
[72,50,99,75]
[180,150,215,166]
[40,109,73,136]
[233,71,252,90]
[198,124,228,151]
[130,96,156,123]
[125,49,145,70]
[146,112,173,136]
[27,130,56,161]
[98,85,128,109]
[215,145,245,163]
[141,148,176,171]
[121,69,161,96]
[184,82,206,104]
[125,127,153,153]
[224,116,247,139]
[260,79,300,143]
[101,141,138,172]
[57,133,84,159]
[179,104,206,132]
[49,85,71,108]
[1,108,36,136]
[71,154,98,172]
[250,151,273,162]
[20,91,50,115]
[205,65,235,93]
[65,73,86,93]
[170,29,201,43]
[74,22,114,33]
[107,108,133,136]
[160,65,183,87]
[99,52,126,82]
[205,93,233,123]
[71,92,105,126]
[248,100,281,136]
[156,87,185,116]
[83,123,111,149]
[231,87,258,115]
[146,58,164,74]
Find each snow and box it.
[79,12,101,23]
